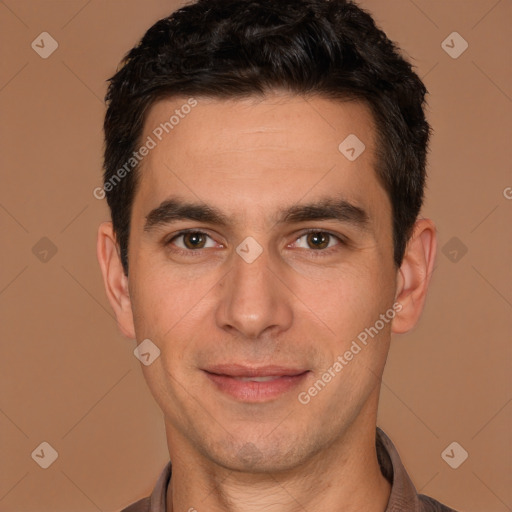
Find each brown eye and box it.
[290,230,345,255]
[182,232,207,249]
[168,231,217,251]
[306,232,330,250]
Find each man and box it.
[96,0,457,510]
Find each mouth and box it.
[202,365,310,402]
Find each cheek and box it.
[291,259,394,338]
[129,257,219,346]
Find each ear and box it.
[96,222,136,339]
[392,218,437,334]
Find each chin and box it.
[203,432,314,474]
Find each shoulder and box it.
[119,496,151,512]
[418,493,460,512]
[118,461,172,512]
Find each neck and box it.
[166,394,391,512]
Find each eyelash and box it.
[165,228,347,258]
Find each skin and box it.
[97,92,436,512]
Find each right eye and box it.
[166,230,221,252]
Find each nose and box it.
[214,243,294,340]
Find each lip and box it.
[203,365,310,402]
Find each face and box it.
[121,93,400,472]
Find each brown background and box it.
[1,0,511,511]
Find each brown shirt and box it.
[121,427,458,512]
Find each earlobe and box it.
[391,218,437,334]
[96,222,136,339]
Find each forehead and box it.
[133,93,388,227]
[142,93,376,157]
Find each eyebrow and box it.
[143,196,370,233]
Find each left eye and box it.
[291,231,342,251]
